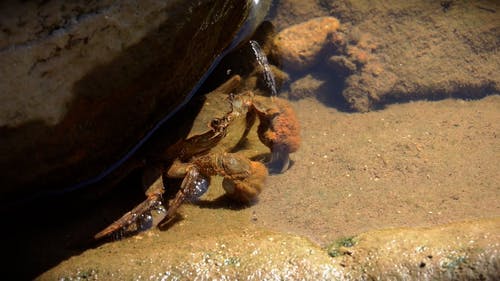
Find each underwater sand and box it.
[255,95,500,246]
[6,0,500,279]
[35,94,500,280]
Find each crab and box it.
[94,74,300,239]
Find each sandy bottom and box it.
[8,0,500,278]
[153,93,500,246]
[24,57,500,281]
[252,95,500,245]
[35,94,500,280]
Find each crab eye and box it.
[211,118,221,127]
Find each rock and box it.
[271,0,329,30]
[323,0,500,111]
[272,17,341,71]
[342,62,398,112]
[39,229,341,280]
[270,1,500,111]
[338,30,399,111]
[330,218,500,280]
[0,0,269,203]
[37,218,500,280]
[327,55,357,76]
[243,64,290,96]
[289,74,325,100]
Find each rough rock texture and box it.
[37,218,499,280]
[272,17,340,71]
[7,94,499,280]
[270,0,328,31]
[271,0,500,111]
[0,0,255,202]
[331,218,500,280]
[330,0,500,111]
[289,74,325,100]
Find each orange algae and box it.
[264,97,301,153]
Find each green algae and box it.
[326,236,357,257]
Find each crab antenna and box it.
[249,40,278,97]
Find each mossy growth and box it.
[326,236,357,257]
[441,254,468,270]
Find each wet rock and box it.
[323,0,500,111]
[243,64,290,96]
[38,229,341,280]
[342,61,398,112]
[0,0,267,202]
[327,55,357,76]
[340,27,397,111]
[330,218,500,280]
[272,17,341,71]
[271,0,329,30]
[38,218,499,280]
[269,14,396,110]
[269,1,500,111]
[289,74,325,100]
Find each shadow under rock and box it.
[0,172,147,280]
[286,66,354,113]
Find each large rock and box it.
[332,0,500,111]
[37,218,500,280]
[272,17,341,71]
[0,0,269,202]
[270,0,500,111]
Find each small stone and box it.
[347,46,369,65]
[289,74,325,100]
[273,17,341,71]
[327,55,357,76]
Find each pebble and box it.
[273,17,341,71]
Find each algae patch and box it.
[326,236,356,257]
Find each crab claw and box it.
[253,97,301,174]
[266,145,291,174]
[220,154,268,203]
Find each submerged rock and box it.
[331,218,500,280]
[0,0,270,203]
[38,218,499,280]
[272,17,341,71]
[272,1,500,111]
[289,74,325,100]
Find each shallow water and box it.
[255,96,500,245]
[7,0,500,280]
[231,0,500,245]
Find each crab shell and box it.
[175,77,300,203]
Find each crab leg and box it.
[251,96,301,174]
[158,164,210,227]
[94,176,165,239]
